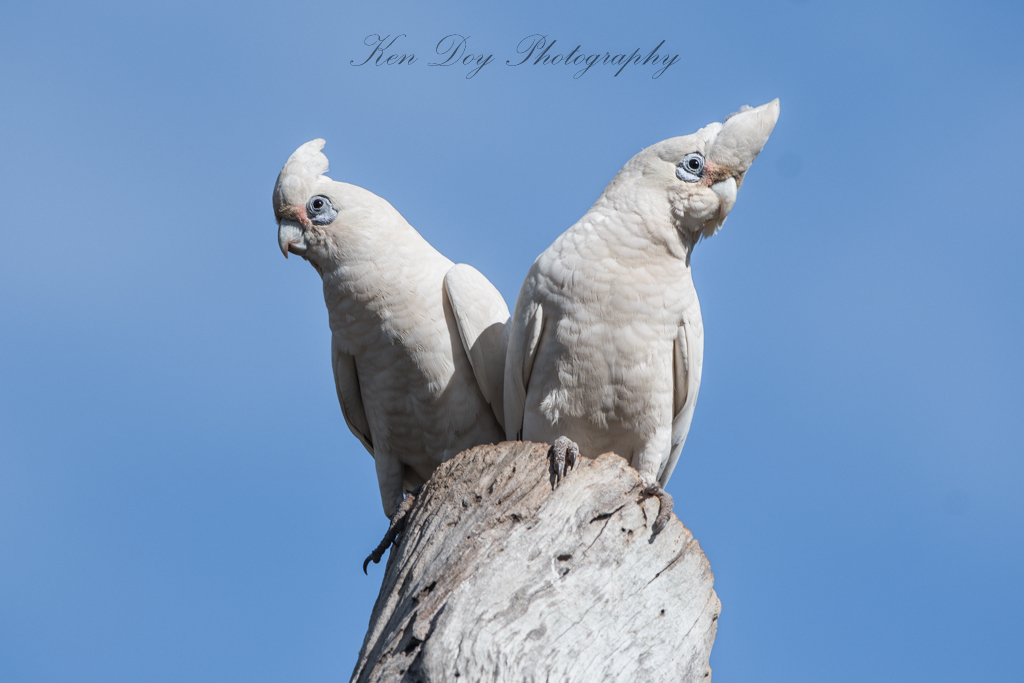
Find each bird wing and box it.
[503,288,545,441]
[443,264,511,431]
[331,336,374,456]
[660,312,705,486]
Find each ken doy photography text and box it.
[351,34,681,79]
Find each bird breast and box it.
[526,235,700,455]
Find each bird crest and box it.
[273,138,330,221]
[709,100,779,180]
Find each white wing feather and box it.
[443,264,511,431]
[331,336,374,456]
[503,288,545,441]
[660,313,704,486]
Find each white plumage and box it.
[504,101,779,529]
[274,140,509,519]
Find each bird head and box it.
[610,99,779,243]
[273,139,386,276]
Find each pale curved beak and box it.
[711,177,738,217]
[277,220,306,258]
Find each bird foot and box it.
[640,481,674,538]
[548,436,580,488]
[362,485,422,574]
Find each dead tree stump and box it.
[351,441,720,682]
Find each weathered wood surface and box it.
[351,441,720,683]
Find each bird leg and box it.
[362,485,423,574]
[641,480,674,537]
[548,436,580,488]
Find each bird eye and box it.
[305,195,337,225]
[676,153,705,182]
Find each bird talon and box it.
[362,486,422,574]
[548,436,580,488]
[640,481,674,539]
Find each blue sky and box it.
[1,1,1022,680]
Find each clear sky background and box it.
[1,1,1022,680]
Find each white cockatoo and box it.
[504,100,779,534]
[274,139,509,527]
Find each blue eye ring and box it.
[306,195,338,225]
[676,153,705,182]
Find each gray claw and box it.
[643,482,674,538]
[548,436,580,488]
[363,485,422,574]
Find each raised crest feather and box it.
[272,138,330,218]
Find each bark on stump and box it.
[351,441,720,682]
